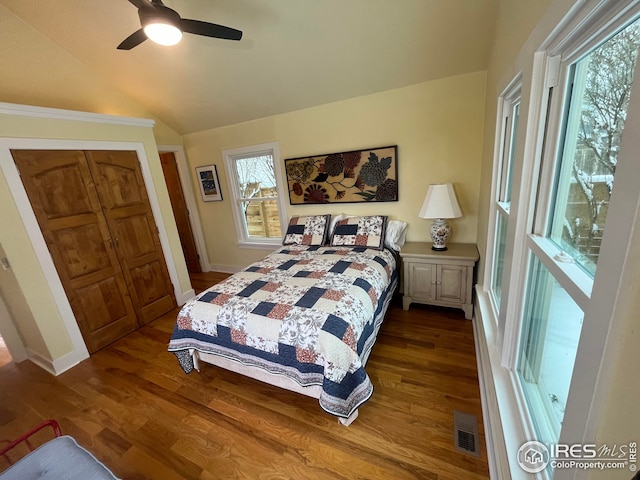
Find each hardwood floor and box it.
[0,336,10,369]
[0,272,489,479]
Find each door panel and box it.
[159,152,201,273]
[438,265,465,302]
[32,163,94,218]
[76,278,129,331]
[113,213,155,259]
[86,151,176,325]
[54,223,112,279]
[408,262,436,301]
[129,260,177,320]
[12,150,138,353]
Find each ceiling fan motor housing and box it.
[139,4,182,31]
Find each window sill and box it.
[237,239,283,250]
[473,287,551,480]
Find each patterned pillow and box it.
[330,215,388,250]
[282,214,331,246]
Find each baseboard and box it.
[27,347,87,376]
[472,299,509,479]
[208,264,242,274]
[176,288,196,305]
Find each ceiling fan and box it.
[117,0,243,50]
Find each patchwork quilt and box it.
[168,245,398,418]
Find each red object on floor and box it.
[0,419,62,465]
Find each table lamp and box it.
[418,183,462,251]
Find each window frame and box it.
[486,75,522,329]
[222,141,288,249]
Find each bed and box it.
[168,214,406,425]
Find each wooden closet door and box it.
[12,150,138,353]
[85,151,176,325]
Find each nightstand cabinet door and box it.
[437,264,466,303]
[407,262,436,302]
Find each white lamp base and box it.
[430,219,451,251]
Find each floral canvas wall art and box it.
[285,145,398,204]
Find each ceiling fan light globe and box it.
[144,23,182,46]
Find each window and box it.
[477,3,640,478]
[547,24,639,274]
[489,80,521,318]
[518,253,584,444]
[222,142,288,248]
[516,16,640,451]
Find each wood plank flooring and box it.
[0,336,10,369]
[0,272,489,479]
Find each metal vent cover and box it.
[453,410,480,457]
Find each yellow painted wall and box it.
[184,71,487,269]
[0,228,47,357]
[476,0,554,278]
[0,111,190,363]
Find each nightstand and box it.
[399,242,479,319]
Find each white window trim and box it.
[222,141,288,249]
[475,2,640,479]
[484,74,523,331]
[500,52,560,370]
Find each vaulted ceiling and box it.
[0,0,498,135]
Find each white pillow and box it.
[329,213,347,237]
[385,220,408,251]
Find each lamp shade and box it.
[418,183,462,219]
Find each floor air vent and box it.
[453,410,480,457]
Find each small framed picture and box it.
[196,165,223,202]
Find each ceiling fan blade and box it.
[127,0,150,9]
[117,29,148,50]
[182,19,242,41]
